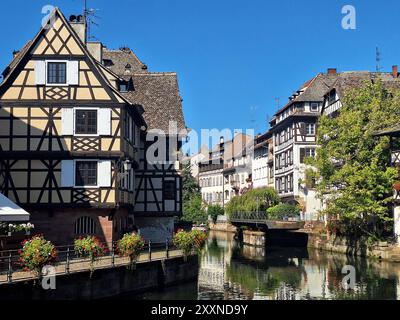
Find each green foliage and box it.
[181,162,207,224]
[181,162,201,203]
[117,233,145,270]
[225,188,280,216]
[182,194,208,225]
[74,236,106,277]
[267,203,301,220]
[19,235,57,277]
[173,229,207,261]
[315,79,399,239]
[208,204,224,223]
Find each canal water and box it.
[132,231,400,300]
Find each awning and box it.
[0,193,30,222]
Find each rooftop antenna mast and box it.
[83,0,100,42]
[376,47,382,72]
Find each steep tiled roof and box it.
[102,47,148,75]
[121,73,186,132]
[274,73,338,116]
[329,72,400,97]
[295,73,338,102]
[102,48,186,132]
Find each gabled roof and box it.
[274,73,338,116]
[103,48,186,132]
[0,8,146,127]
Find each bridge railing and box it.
[229,212,268,222]
[228,212,301,222]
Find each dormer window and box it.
[119,81,129,92]
[47,62,66,84]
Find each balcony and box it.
[275,138,294,153]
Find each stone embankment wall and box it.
[0,256,199,300]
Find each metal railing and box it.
[0,239,179,285]
[229,212,301,223]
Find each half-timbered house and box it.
[0,8,186,245]
[269,70,338,219]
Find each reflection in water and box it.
[133,231,400,300]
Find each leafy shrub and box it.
[208,204,224,224]
[74,236,106,277]
[173,230,207,261]
[117,233,145,270]
[182,194,208,225]
[225,188,280,216]
[267,203,301,220]
[19,235,57,278]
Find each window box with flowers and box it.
[8,223,35,236]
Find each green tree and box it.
[267,203,301,220]
[208,204,224,223]
[182,162,201,203]
[182,194,208,225]
[315,79,399,240]
[225,187,280,216]
[180,162,206,224]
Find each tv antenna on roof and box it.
[83,0,101,41]
[376,47,382,72]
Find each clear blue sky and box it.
[1,0,400,138]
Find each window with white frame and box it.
[311,102,319,112]
[306,123,316,135]
[75,109,98,134]
[75,161,98,187]
[47,62,66,84]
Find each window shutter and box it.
[98,161,111,187]
[67,61,79,85]
[61,108,74,135]
[35,61,46,85]
[61,160,74,187]
[98,108,111,136]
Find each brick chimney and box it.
[392,65,398,78]
[327,68,337,75]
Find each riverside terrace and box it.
[0,240,183,284]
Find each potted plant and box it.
[19,235,57,281]
[117,233,145,270]
[74,236,106,278]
